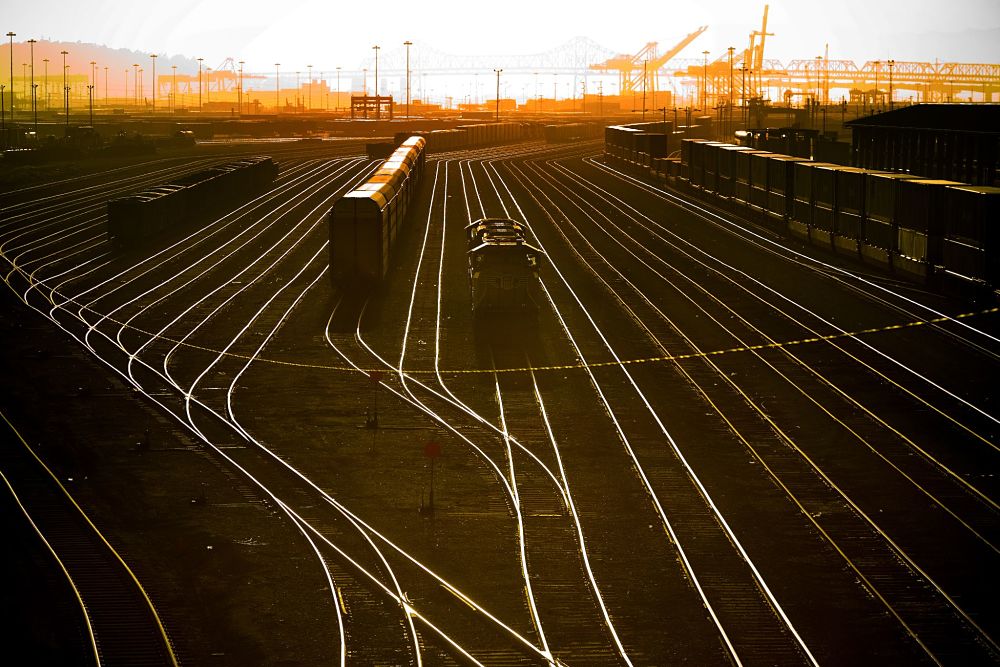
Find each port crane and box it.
[590,26,708,95]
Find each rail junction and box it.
[0,130,997,665]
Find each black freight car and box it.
[107,156,277,250]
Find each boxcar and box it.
[328,136,426,286]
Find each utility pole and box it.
[307,64,312,110]
[238,61,244,114]
[197,57,203,109]
[493,68,502,121]
[43,58,49,110]
[104,66,108,107]
[171,65,177,111]
[404,40,412,118]
[336,66,341,113]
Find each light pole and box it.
[132,63,139,109]
[727,46,734,136]
[274,63,280,113]
[87,84,94,126]
[336,66,341,113]
[206,67,211,107]
[873,60,880,113]
[372,44,380,119]
[197,57,203,109]
[28,39,36,133]
[150,54,157,113]
[43,58,49,110]
[363,67,367,96]
[493,68,502,121]
[294,70,299,111]
[307,64,312,110]
[702,50,709,111]
[641,60,647,119]
[171,65,177,111]
[89,60,96,107]
[6,32,14,124]
[238,60,244,114]
[404,40,412,118]
[888,59,895,110]
[813,55,821,125]
[61,50,69,132]
[740,65,747,126]
[104,66,108,107]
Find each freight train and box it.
[106,156,278,250]
[543,123,605,143]
[394,122,533,153]
[604,129,999,292]
[329,135,427,285]
[466,217,542,319]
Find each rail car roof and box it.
[468,240,543,255]
[464,217,529,230]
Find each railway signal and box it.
[422,440,442,514]
[367,371,383,429]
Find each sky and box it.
[4,0,1000,72]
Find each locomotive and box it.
[466,217,543,319]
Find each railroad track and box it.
[1,137,996,664]
[0,410,177,666]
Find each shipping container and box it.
[765,155,809,220]
[790,162,840,240]
[832,166,868,253]
[942,185,1000,284]
[734,150,772,206]
[895,179,965,264]
[716,145,755,199]
[861,172,923,257]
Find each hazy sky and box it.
[5,0,1000,70]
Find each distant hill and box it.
[0,39,200,79]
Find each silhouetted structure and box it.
[350,95,393,119]
[847,104,1000,185]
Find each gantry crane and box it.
[590,26,708,95]
[746,4,773,96]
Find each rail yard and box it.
[1,116,997,666]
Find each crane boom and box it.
[590,26,708,94]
